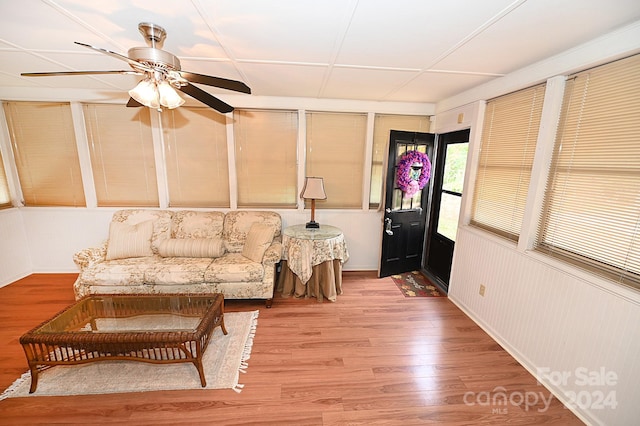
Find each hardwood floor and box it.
[0,273,583,425]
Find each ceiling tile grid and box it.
[0,0,638,105]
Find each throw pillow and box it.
[106,220,154,260]
[242,223,276,262]
[158,238,226,258]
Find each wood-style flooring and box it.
[0,273,583,425]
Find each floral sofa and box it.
[73,209,282,307]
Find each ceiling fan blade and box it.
[178,71,251,94]
[178,83,234,113]
[126,97,144,107]
[21,70,141,77]
[74,41,154,73]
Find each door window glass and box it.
[371,114,430,208]
[392,143,428,211]
[437,192,462,240]
[436,142,468,241]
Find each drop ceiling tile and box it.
[1,0,639,104]
[390,72,497,103]
[0,1,113,51]
[335,0,517,69]
[433,0,640,74]
[0,71,39,88]
[197,1,354,63]
[239,63,328,98]
[321,67,419,101]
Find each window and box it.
[371,114,431,208]
[84,104,158,207]
[234,109,298,208]
[437,142,469,241]
[0,149,11,209]
[470,84,546,240]
[162,107,229,207]
[306,111,367,209]
[4,101,85,206]
[536,54,640,289]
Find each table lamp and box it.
[300,177,326,228]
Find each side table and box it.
[278,224,349,302]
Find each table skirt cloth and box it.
[278,259,343,302]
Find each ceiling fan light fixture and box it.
[22,22,250,113]
[129,79,159,109]
[158,81,185,109]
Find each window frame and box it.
[470,83,547,241]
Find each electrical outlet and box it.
[479,284,486,297]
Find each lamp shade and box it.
[129,79,160,109]
[300,177,327,200]
[158,81,185,109]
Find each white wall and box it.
[1,207,382,282]
[0,208,31,284]
[435,21,640,426]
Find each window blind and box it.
[536,54,640,289]
[306,111,367,209]
[162,107,229,207]
[470,84,546,240]
[371,114,431,208]
[0,149,11,208]
[4,101,85,207]
[83,104,158,207]
[234,109,298,208]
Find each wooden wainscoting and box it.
[0,273,582,425]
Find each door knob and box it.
[385,217,393,235]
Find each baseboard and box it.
[0,272,30,289]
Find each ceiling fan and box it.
[21,22,251,113]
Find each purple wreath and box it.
[396,150,431,198]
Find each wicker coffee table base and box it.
[19,294,227,393]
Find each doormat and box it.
[391,271,445,297]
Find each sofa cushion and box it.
[111,209,172,254]
[143,257,213,285]
[172,211,224,239]
[77,258,151,286]
[242,223,276,262]
[106,220,154,260]
[204,253,265,283]
[223,211,282,253]
[158,238,225,258]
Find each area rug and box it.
[391,271,445,297]
[0,310,258,399]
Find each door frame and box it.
[378,130,435,278]
[422,129,470,293]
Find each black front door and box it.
[424,129,469,291]
[379,130,435,278]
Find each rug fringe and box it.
[234,310,258,392]
[0,371,31,401]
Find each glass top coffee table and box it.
[19,293,226,393]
